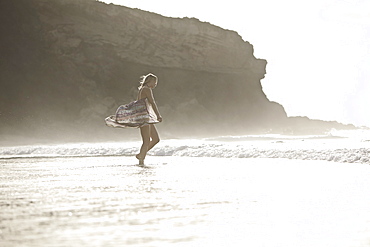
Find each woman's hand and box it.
[157,116,163,122]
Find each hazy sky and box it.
[100,0,370,127]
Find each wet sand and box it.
[1,156,370,246]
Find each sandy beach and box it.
[2,0,369,246]
[1,155,370,247]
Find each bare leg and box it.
[137,125,150,165]
[147,124,160,152]
[136,125,160,164]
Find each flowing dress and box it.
[105,98,159,128]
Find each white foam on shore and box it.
[1,130,370,164]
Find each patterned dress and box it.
[105,98,159,128]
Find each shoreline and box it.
[1,136,370,164]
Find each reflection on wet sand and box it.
[1,156,370,246]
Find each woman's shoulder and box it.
[138,86,151,99]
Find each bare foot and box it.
[136,154,144,165]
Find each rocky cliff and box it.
[0,0,353,144]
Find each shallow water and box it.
[2,135,370,164]
[1,156,370,246]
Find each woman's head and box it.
[138,73,158,90]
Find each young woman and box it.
[135,73,162,165]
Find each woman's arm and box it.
[143,87,162,121]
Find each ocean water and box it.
[1,129,370,246]
[1,129,370,164]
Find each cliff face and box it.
[39,0,265,74]
[1,0,289,143]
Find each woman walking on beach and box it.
[105,73,162,165]
[135,73,162,165]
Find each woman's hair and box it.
[138,73,157,90]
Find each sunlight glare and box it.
[99,0,370,127]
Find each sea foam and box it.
[1,130,370,164]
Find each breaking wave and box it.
[1,130,370,164]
